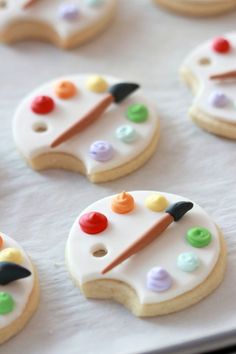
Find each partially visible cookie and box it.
[0,232,39,344]
[66,191,227,317]
[13,74,160,183]
[181,32,236,139]
[0,0,117,49]
[153,0,236,17]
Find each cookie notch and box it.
[0,0,117,49]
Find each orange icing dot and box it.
[111,192,135,214]
[55,80,77,99]
[0,235,3,250]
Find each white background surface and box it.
[1,1,236,353]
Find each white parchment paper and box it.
[0,1,236,353]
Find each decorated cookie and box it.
[153,0,236,17]
[181,32,236,139]
[13,74,160,183]
[0,232,39,344]
[66,191,227,317]
[0,0,117,49]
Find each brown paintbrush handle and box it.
[51,94,114,148]
[210,70,236,80]
[22,0,38,9]
[101,213,174,274]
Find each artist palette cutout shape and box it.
[181,32,236,139]
[66,191,227,317]
[0,233,39,344]
[0,0,117,49]
[13,74,160,183]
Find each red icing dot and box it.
[31,95,55,114]
[79,212,108,234]
[212,37,231,54]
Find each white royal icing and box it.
[0,0,116,40]
[66,191,221,304]
[182,32,236,124]
[13,74,159,175]
[0,233,34,329]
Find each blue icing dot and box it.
[116,125,137,143]
[177,252,200,272]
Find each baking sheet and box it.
[1,1,236,353]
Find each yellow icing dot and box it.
[0,248,23,264]
[86,75,108,93]
[145,194,169,212]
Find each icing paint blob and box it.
[186,227,212,248]
[146,267,173,292]
[111,192,135,214]
[177,252,200,272]
[79,212,108,234]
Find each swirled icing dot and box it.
[186,227,212,248]
[111,192,135,214]
[86,0,104,6]
[115,125,137,143]
[209,91,230,108]
[145,194,168,212]
[58,4,79,21]
[0,235,3,250]
[31,96,55,114]
[89,141,114,162]
[0,248,23,264]
[147,267,173,292]
[177,252,200,272]
[55,80,77,99]
[0,292,14,315]
[79,211,108,234]
[86,75,108,93]
[127,104,149,123]
[212,37,231,54]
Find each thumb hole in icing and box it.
[91,244,108,258]
[33,122,48,133]
[198,57,211,66]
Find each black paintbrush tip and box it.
[0,262,31,285]
[109,82,140,103]
[166,201,193,222]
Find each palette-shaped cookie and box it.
[181,33,236,139]
[13,74,160,183]
[66,191,227,317]
[154,0,236,17]
[0,233,39,344]
[0,0,116,49]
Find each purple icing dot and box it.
[209,91,230,108]
[58,4,79,21]
[89,140,114,162]
[147,267,173,292]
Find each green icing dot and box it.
[0,292,14,315]
[186,227,212,248]
[126,104,149,123]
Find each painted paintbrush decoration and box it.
[210,69,236,80]
[101,201,193,274]
[0,262,31,285]
[22,0,39,9]
[50,82,139,148]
